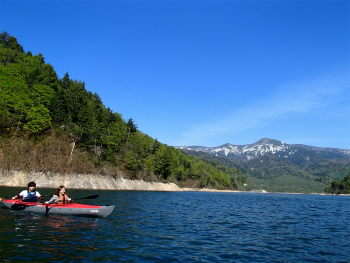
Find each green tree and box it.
[325,174,350,194]
[24,105,51,133]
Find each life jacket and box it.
[23,190,37,202]
[57,193,69,204]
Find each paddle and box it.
[10,194,100,211]
[74,194,99,200]
[2,194,98,200]
[1,195,52,200]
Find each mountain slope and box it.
[177,138,350,192]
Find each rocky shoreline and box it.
[0,170,242,192]
[0,170,185,191]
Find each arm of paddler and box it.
[45,195,58,205]
[65,193,72,203]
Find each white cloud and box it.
[175,76,349,146]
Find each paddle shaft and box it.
[3,194,99,201]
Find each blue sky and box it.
[1,0,349,149]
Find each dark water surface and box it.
[0,187,349,262]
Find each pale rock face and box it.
[0,170,183,191]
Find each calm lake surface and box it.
[0,186,349,263]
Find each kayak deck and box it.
[0,199,115,218]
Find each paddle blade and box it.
[75,194,99,200]
[85,194,99,199]
[11,204,28,211]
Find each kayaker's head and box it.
[55,185,66,196]
[27,181,36,192]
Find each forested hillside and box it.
[325,174,350,195]
[0,32,246,190]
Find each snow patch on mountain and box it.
[176,138,350,161]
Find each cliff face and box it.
[0,170,182,191]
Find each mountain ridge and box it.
[176,138,350,192]
[176,138,350,161]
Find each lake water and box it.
[0,187,349,262]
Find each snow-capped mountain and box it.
[177,138,350,192]
[176,138,350,162]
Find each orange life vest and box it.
[57,193,69,204]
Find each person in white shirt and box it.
[12,181,42,202]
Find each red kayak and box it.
[0,198,115,218]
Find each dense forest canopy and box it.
[325,174,350,195]
[0,31,247,190]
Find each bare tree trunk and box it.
[69,141,75,163]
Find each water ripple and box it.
[1,189,350,262]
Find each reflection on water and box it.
[0,211,100,262]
